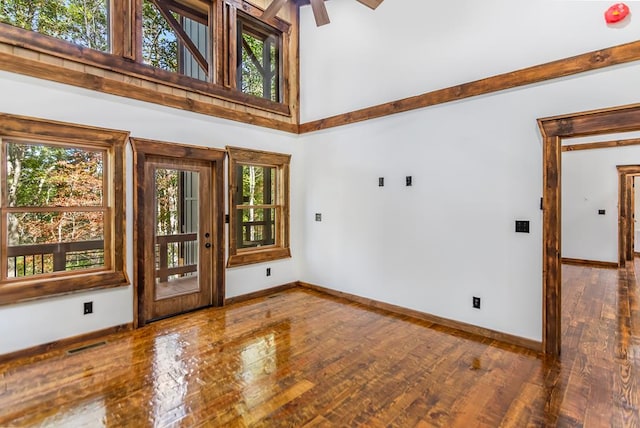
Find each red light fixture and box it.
[605,3,630,24]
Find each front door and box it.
[143,156,213,322]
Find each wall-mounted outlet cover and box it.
[406,176,412,186]
[515,220,530,233]
[598,209,606,215]
[315,213,322,222]
[84,301,93,315]
[378,177,384,187]
[472,297,481,309]
[266,268,271,277]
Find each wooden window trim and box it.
[227,146,291,267]
[0,114,129,306]
[0,0,292,117]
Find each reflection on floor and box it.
[0,262,639,426]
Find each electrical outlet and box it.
[406,176,412,186]
[472,297,481,309]
[84,301,93,315]
[378,177,384,187]
[266,268,271,277]
[598,209,606,215]
[315,213,322,222]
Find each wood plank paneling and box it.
[0,263,638,426]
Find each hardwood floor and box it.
[0,262,638,426]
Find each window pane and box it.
[7,212,105,278]
[0,1,110,52]
[238,165,276,206]
[142,0,209,81]
[238,207,275,248]
[238,22,280,102]
[6,142,103,207]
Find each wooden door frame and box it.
[617,166,640,266]
[538,102,640,357]
[130,138,226,327]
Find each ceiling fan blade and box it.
[310,0,330,26]
[356,0,383,10]
[262,0,288,21]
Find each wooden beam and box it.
[356,0,383,10]
[0,51,296,131]
[543,136,562,357]
[310,0,330,26]
[300,40,640,133]
[562,137,640,152]
[262,0,288,21]
[540,103,640,138]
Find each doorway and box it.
[538,102,640,356]
[131,138,225,326]
[617,166,640,266]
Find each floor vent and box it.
[66,341,107,355]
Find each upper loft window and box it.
[0,0,110,52]
[142,0,209,81]
[0,1,292,114]
[237,14,281,103]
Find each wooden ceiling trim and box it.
[0,51,298,133]
[299,40,640,134]
[562,137,640,152]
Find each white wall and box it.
[3,0,640,354]
[0,71,304,355]
[300,0,640,122]
[562,147,640,263]
[299,1,640,341]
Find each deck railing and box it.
[155,233,198,283]
[7,240,104,277]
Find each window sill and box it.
[227,247,291,267]
[0,270,129,306]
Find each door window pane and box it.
[154,168,200,299]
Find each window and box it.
[0,1,293,116]
[142,0,210,81]
[0,114,128,304]
[0,0,110,52]
[237,14,281,102]
[227,147,290,267]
